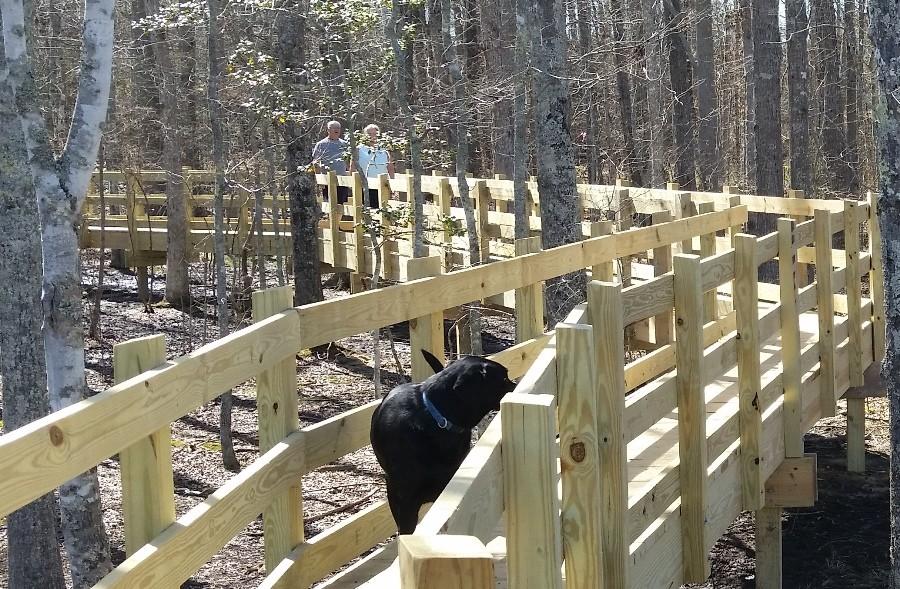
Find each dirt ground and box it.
[0,251,890,588]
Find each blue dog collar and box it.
[422,392,466,433]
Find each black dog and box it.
[370,350,517,534]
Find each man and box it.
[312,120,351,203]
[351,124,395,208]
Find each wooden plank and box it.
[398,535,494,589]
[556,323,604,588]
[764,454,817,508]
[407,256,444,382]
[845,200,864,388]
[868,192,885,363]
[677,192,695,254]
[590,220,615,281]
[260,501,395,589]
[673,254,710,582]
[437,178,453,254]
[778,219,803,458]
[115,335,175,557]
[617,188,634,286]
[352,172,367,273]
[815,210,837,417]
[699,202,718,321]
[514,236,544,342]
[378,173,394,280]
[253,286,303,575]
[474,180,491,263]
[735,234,765,510]
[621,274,674,326]
[651,211,674,344]
[328,171,341,267]
[0,310,302,520]
[97,431,307,588]
[588,282,628,588]
[501,393,563,589]
[788,189,810,286]
[756,506,783,588]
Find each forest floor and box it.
[0,251,890,588]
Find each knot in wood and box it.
[49,425,65,447]
[570,441,586,463]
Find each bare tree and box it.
[664,0,698,190]
[530,0,585,326]
[866,0,900,584]
[0,7,66,586]
[843,0,860,194]
[513,0,529,239]
[811,0,847,193]
[1,0,115,584]
[694,0,722,190]
[786,0,811,194]
[640,0,666,188]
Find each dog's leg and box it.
[387,486,420,535]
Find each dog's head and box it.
[421,350,517,427]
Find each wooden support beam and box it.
[755,506,783,589]
[352,172,366,274]
[788,189,810,286]
[115,335,176,557]
[556,323,604,588]
[378,173,394,281]
[253,286,303,575]
[407,256,445,382]
[651,211,673,344]
[815,210,837,417]
[673,254,710,582]
[514,236,544,343]
[868,192,885,363]
[438,177,453,260]
[588,281,629,588]
[617,188,634,287]
[501,393,563,589]
[699,202,718,322]
[677,191,696,254]
[778,219,803,458]
[844,200,866,473]
[474,180,491,264]
[764,454,817,508]
[589,221,615,282]
[398,535,494,589]
[735,234,765,510]
[328,171,341,267]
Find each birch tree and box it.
[866,0,900,584]
[1,0,115,585]
[0,8,66,586]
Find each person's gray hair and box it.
[327,120,342,131]
[364,124,380,134]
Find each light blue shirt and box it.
[357,145,390,177]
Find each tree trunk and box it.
[640,0,665,187]
[609,0,641,186]
[786,0,811,194]
[275,0,323,306]
[811,0,847,193]
[694,0,722,190]
[739,0,756,190]
[664,0,698,190]
[484,0,514,178]
[530,0,585,326]
[0,11,66,586]
[2,0,115,585]
[513,0,529,240]
[866,1,899,585]
[207,0,240,472]
[750,0,784,201]
[389,0,426,257]
[843,0,860,194]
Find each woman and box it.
[352,124,395,208]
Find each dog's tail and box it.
[421,349,445,375]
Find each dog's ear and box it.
[421,349,445,374]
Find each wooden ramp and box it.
[317,299,871,588]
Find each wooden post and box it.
[514,236,544,343]
[735,234,765,510]
[788,190,810,286]
[814,210,837,418]
[728,195,744,245]
[378,173,393,281]
[474,180,491,264]
[778,219,803,458]
[755,506,783,589]
[328,171,341,267]
[678,192,696,254]
[438,177,453,258]
[115,335,176,556]
[252,286,303,575]
[617,188,634,287]
[352,172,367,286]
[556,323,604,588]
[407,256,444,382]
[398,535,495,589]
[673,254,710,581]
[501,393,563,589]
[494,173,510,213]
[844,200,865,472]
[589,220,615,282]
[869,192,885,364]
[652,211,674,344]
[699,202,718,321]
[588,281,629,588]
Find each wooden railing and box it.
[0,199,759,588]
[378,194,883,589]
